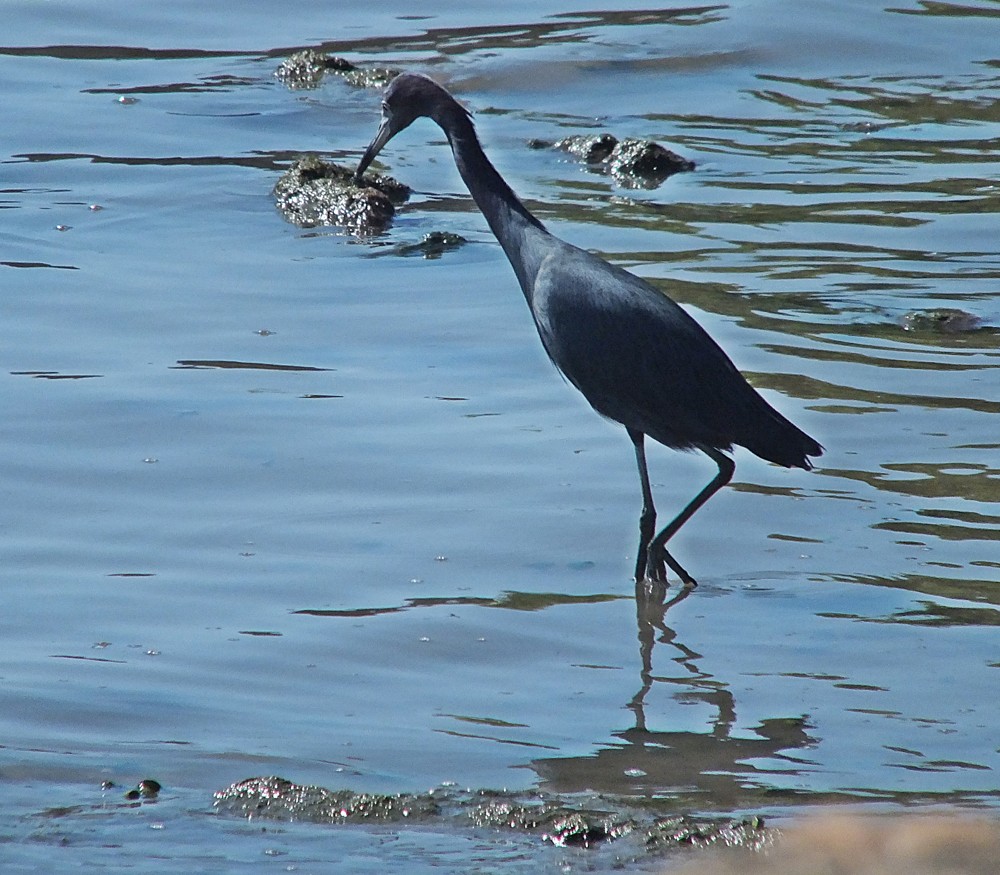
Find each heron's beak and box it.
[354,117,394,185]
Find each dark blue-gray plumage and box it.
[356,73,822,586]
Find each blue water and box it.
[2,1,998,871]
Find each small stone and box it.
[138,779,162,797]
[395,231,467,259]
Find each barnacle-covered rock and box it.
[541,132,694,189]
[272,154,409,234]
[274,51,399,90]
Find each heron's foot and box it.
[671,561,698,589]
[645,544,698,588]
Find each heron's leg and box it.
[647,446,735,588]
[628,429,660,582]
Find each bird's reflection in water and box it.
[295,571,818,807]
[533,582,817,808]
[630,579,701,733]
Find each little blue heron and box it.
[355,73,822,586]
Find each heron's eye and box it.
[381,101,390,114]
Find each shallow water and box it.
[2,0,998,871]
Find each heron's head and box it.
[354,73,465,184]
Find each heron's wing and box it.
[531,244,814,463]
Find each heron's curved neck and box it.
[437,108,549,298]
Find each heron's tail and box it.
[738,404,823,470]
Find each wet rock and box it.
[214,776,439,823]
[273,154,409,234]
[541,132,694,188]
[342,66,400,89]
[466,792,633,848]
[900,308,982,334]
[214,776,770,859]
[394,231,467,259]
[554,133,619,163]
[274,50,342,89]
[123,778,161,800]
[840,120,902,134]
[274,51,399,90]
[646,814,768,851]
[609,137,696,188]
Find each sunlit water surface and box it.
[2,1,998,871]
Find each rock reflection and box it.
[837,460,1000,504]
[823,571,1000,608]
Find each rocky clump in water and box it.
[123,778,161,801]
[214,776,770,859]
[394,231,468,259]
[275,51,399,90]
[273,154,410,234]
[552,133,619,163]
[531,133,695,188]
[214,776,439,822]
[900,308,982,334]
[101,778,161,800]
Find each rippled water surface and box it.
[2,1,998,871]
